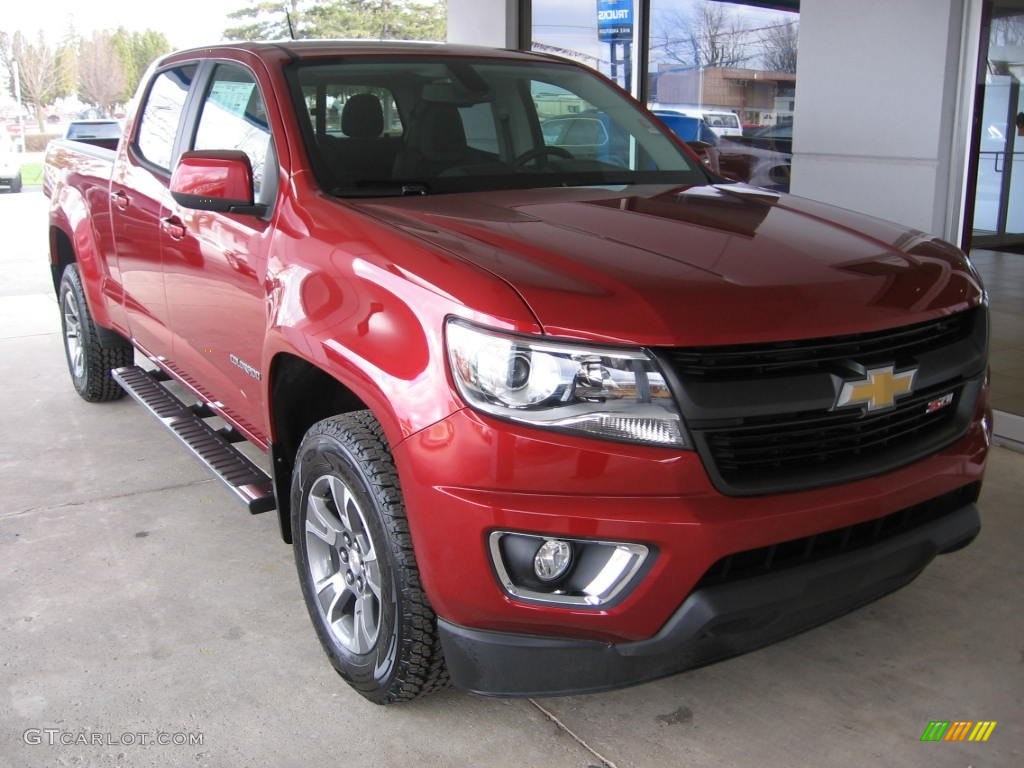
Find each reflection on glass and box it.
[136,66,197,170]
[531,0,638,94]
[648,1,798,191]
[526,2,803,192]
[195,65,272,195]
[973,11,1024,242]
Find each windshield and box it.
[288,56,706,197]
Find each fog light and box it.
[489,531,651,607]
[534,539,572,582]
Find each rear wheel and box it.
[58,265,132,402]
[291,411,449,704]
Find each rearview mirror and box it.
[170,150,266,215]
[421,81,493,105]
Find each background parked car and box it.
[0,133,23,193]
[540,111,630,166]
[651,110,722,174]
[647,104,743,138]
[700,110,744,137]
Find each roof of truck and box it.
[165,39,559,64]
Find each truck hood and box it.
[355,184,983,347]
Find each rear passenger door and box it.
[161,62,278,442]
[113,64,197,358]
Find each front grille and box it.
[656,307,986,495]
[696,483,980,589]
[703,383,963,491]
[663,310,975,380]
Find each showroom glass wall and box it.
[529,0,799,190]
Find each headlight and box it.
[445,319,689,447]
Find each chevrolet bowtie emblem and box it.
[835,365,917,412]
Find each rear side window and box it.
[299,84,404,137]
[193,64,274,198]
[135,65,197,171]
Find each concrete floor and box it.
[1,188,1021,768]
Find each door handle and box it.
[160,216,187,241]
[110,190,129,211]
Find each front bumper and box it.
[394,405,989,643]
[439,501,980,696]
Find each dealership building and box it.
[449,0,1024,446]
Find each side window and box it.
[194,64,274,198]
[136,65,197,171]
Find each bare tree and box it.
[79,31,127,116]
[6,31,71,131]
[991,14,1024,48]
[760,20,798,74]
[654,1,753,69]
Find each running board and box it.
[112,366,276,514]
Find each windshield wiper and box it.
[329,181,430,198]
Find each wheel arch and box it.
[268,352,376,543]
[49,225,77,297]
[50,224,130,349]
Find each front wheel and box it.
[58,264,132,402]
[291,411,449,704]
[10,173,22,193]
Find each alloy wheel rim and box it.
[304,473,383,654]
[63,291,84,380]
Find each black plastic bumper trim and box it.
[438,502,980,697]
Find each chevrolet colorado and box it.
[44,41,991,704]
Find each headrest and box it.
[418,103,467,155]
[341,93,384,139]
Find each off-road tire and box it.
[58,264,132,402]
[291,410,449,704]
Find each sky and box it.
[3,0,242,49]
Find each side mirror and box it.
[170,150,265,215]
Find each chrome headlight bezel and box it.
[444,318,689,448]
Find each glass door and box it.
[973,3,1024,247]
[968,1,1024,429]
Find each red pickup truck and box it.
[44,41,991,704]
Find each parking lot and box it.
[1,187,1021,768]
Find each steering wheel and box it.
[514,146,574,166]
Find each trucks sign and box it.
[597,0,633,42]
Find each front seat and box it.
[327,93,395,181]
[393,103,484,178]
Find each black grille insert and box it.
[663,310,976,379]
[703,382,963,488]
[655,307,985,495]
[696,482,980,589]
